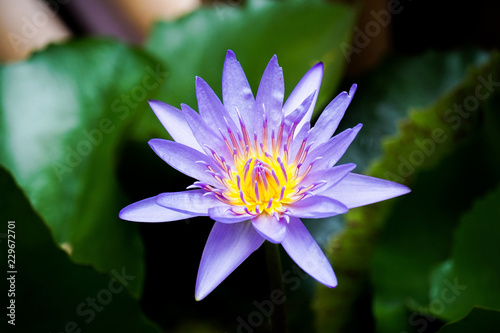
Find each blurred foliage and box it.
[0,167,161,332]
[0,39,166,297]
[314,51,500,332]
[430,185,500,321]
[437,308,500,333]
[370,53,500,333]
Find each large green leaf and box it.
[312,50,493,332]
[437,308,500,333]
[145,0,357,138]
[337,49,490,171]
[367,54,500,333]
[0,39,166,296]
[0,167,161,332]
[429,186,500,321]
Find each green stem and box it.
[264,242,288,333]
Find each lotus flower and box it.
[119,50,410,300]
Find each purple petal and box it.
[284,91,316,132]
[281,217,337,287]
[208,206,252,223]
[195,221,264,300]
[256,55,284,130]
[251,214,287,244]
[320,173,411,209]
[287,195,348,219]
[156,190,221,215]
[308,84,357,146]
[148,139,221,187]
[290,121,310,157]
[301,163,356,191]
[196,76,239,134]
[148,100,204,152]
[181,103,232,164]
[119,196,195,222]
[222,50,255,133]
[283,62,323,131]
[303,124,362,170]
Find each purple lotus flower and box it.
[120,50,410,300]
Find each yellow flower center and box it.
[202,112,316,217]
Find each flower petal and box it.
[148,100,203,152]
[301,163,356,192]
[196,76,239,134]
[208,206,252,223]
[181,103,232,164]
[303,123,362,170]
[156,190,221,215]
[283,62,323,131]
[287,195,348,219]
[256,55,284,130]
[119,196,195,222]
[281,217,337,287]
[195,221,264,300]
[251,214,287,244]
[320,173,411,209]
[148,138,221,187]
[222,50,255,133]
[284,91,316,133]
[308,84,357,147]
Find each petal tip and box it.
[194,290,206,301]
[118,207,130,221]
[312,61,324,72]
[349,83,357,96]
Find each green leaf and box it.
[145,0,357,138]
[0,167,161,332]
[338,49,490,171]
[0,39,166,297]
[429,186,500,321]
[313,50,499,332]
[368,54,500,333]
[438,308,500,333]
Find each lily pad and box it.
[0,167,161,332]
[438,308,500,333]
[429,186,500,321]
[0,39,166,296]
[313,50,499,332]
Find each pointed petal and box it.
[208,206,252,223]
[251,214,287,244]
[290,121,310,157]
[256,55,284,130]
[156,190,221,215]
[304,124,363,170]
[308,84,357,146]
[300,163,356,192]
[119,196,195,222]
[281,217,337,287]
[288,195,348,219]
[180,103,233,164]
[283,62,323,131]
[148,100,204,152]
[320,173,411,209]
[196,76,239,134]
[148,139,221,187]
[195,221,264,300]
[284,91,316,132]
[222,50,255,133]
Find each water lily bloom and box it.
[120,50,410,300]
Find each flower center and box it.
[197,109,318,218]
